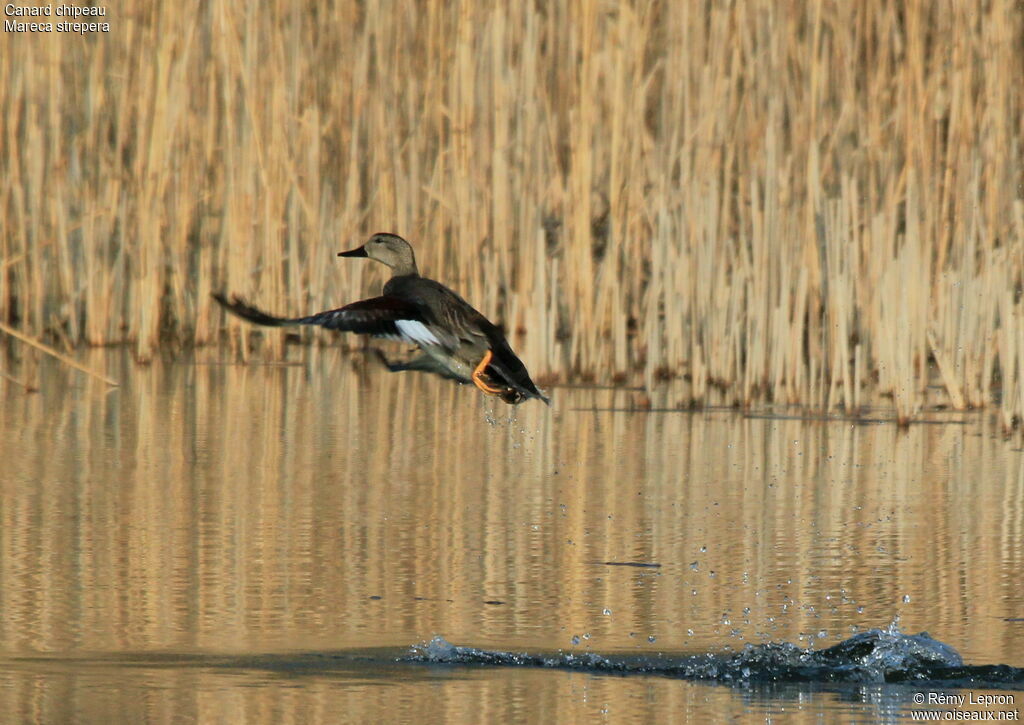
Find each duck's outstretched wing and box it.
[212,293,458,348]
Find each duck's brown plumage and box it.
[213,233,549,405]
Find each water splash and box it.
[405,628,1024,688]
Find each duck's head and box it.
[339,233,419,276]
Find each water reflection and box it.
[0,348,1022,721]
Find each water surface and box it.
[1,349,1022,722]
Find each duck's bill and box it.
[337,246,368,258]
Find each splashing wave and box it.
[405,628,1024,688]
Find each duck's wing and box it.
[424,290,550,404]
[212,293,459,349]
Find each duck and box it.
[213,233,550,405]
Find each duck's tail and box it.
[483,334,551,406]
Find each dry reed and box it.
[2,1,1023,425]
[0,319,118,386]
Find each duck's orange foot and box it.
[472,349,505,396]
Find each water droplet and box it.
[689,561,699,571]
[699,545,707,553]
[687,629,694,636]
[647,635,656,643]
[887,614,902,634]
[856,606,864,614]
[603,608,612,616]
[583,633,591,640]
[902,594,911,603]
[571,635,580,645]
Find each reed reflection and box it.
[0,350,1020,669]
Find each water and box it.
[1,348,1022,723]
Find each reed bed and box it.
[2,1,1023,426]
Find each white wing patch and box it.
[395,319,442,347]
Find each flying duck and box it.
[213,233,550,405]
